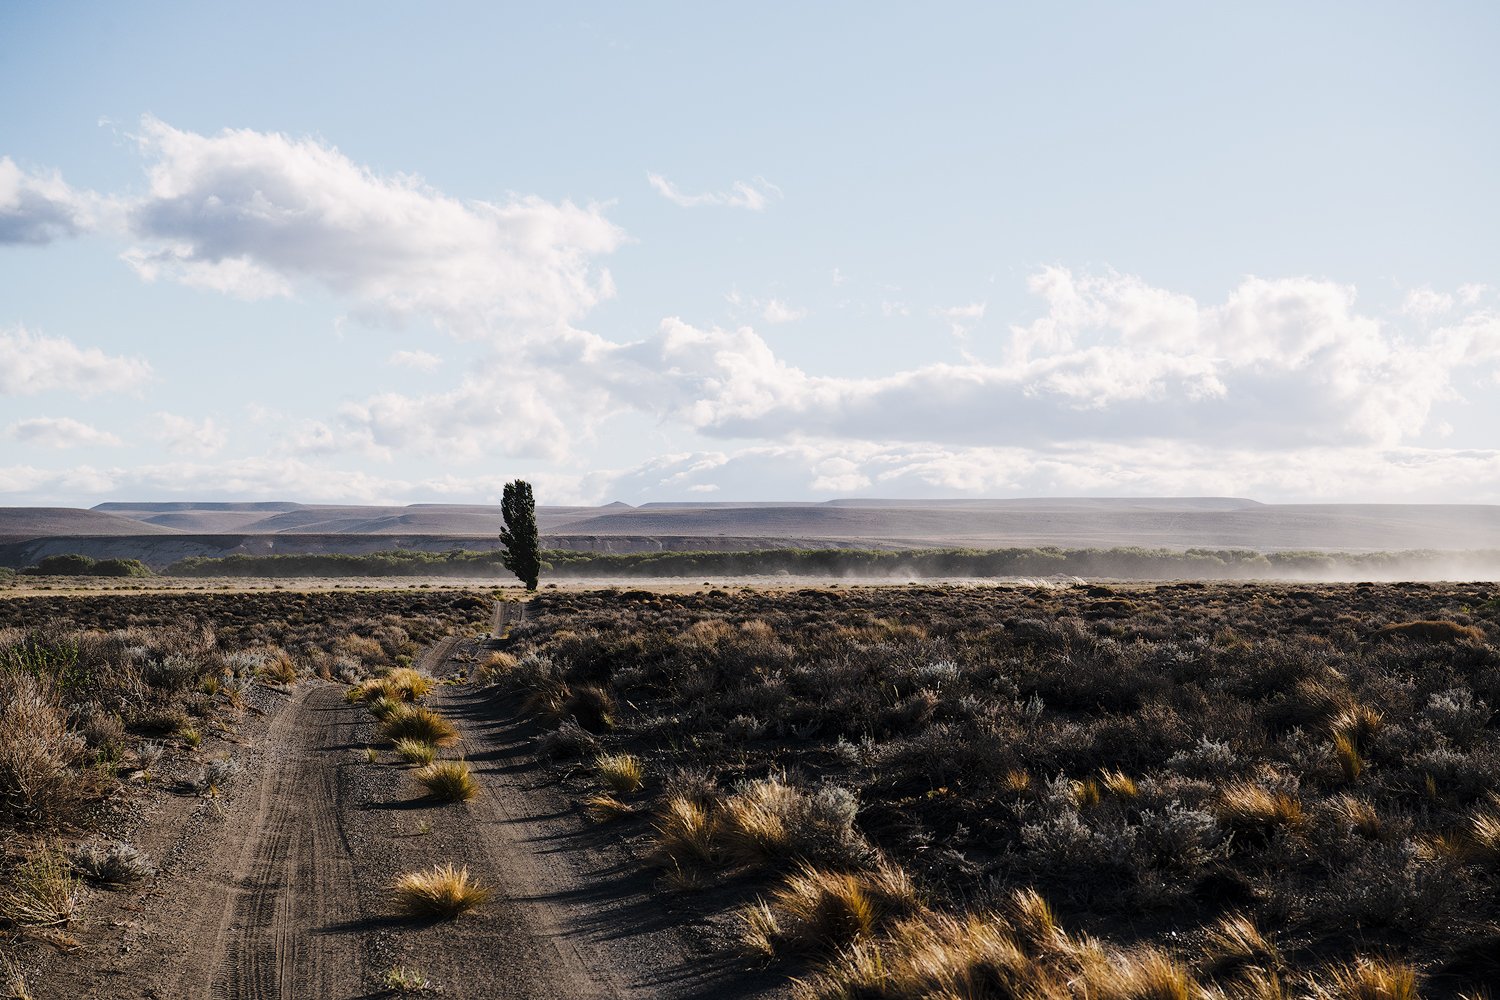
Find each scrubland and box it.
[0,589,490,978]
[9,578,1500,999]
[492,581,1500,999]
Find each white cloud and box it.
[150,412,227,456]
[176,267,1500,508]
[589,439,1500,505]
[0,464,117,496]
[937,300,986,339]
[939,302,987,321]
[386,349,443,372]
[122,117,625,333]
[761,299,807,324]
[608,270,1500,452]
[647,173,781,211]
[0,326,152,396]
[1402,286,1454,319]
[0,157,94,245]
[293,346,609,463]
[0,457,597,507]
[1459,283,1490,306]
[7,417,122,449]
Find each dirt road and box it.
[31,618,776,999]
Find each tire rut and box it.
[199,684,366,1000]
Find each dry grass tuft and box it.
[1306,958,1419,1000]
[392,738,438,766]
[1331,795,1383,840]
[366,695,403,721]
[475,651,518,686]
[1089,947,1196,1000]
[1202,914,1280,981]
[1215,967,1289,1000]
[1009,887,1064,952]
[583,793,638,822]
[1100,769,1140,799]
[350,668,432,705]
[1072,777,1104,809]
[1333,732,1365,783]
[384,667,434,700]
[392,863,492,919]
[256,652,299,686]
[1331,704,1383,751]
[804,908,1052,1000]
[0,672,84,826]
[1218,781,1304,836]
[744,862,917,958]
[380,705,460,747]
[0,849,82,927]
[415,760,478,802]
[594,752,645,794]
[655,795,721,869]
[1459,798,1500,868]
[720,777,801,867]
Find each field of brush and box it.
[0,589,491,962]
[494,581,1500,999]
[8,581,1500,999]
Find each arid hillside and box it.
[2,498,1498,570]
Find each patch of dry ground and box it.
[11,614,781,999]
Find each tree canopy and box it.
[499,479,541,590]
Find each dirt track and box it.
[31,613,775,1000]
[201,684,364,999]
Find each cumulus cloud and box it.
[0,326,152,396]
[386,349,443,372]
[0,157,95,245]
[150,412,227,456]
[647,173,781,211]
[937,300,986,341]
[1402,286,1454,319]
[7,417,122,449]
[122,117,625,333]
[290,348,606,463]
[273,269,1500,487]
[598,271,1500,452]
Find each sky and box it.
[2,2,1499,507]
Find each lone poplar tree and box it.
[499,479,541,591]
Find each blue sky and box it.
[2,2,1498,505]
